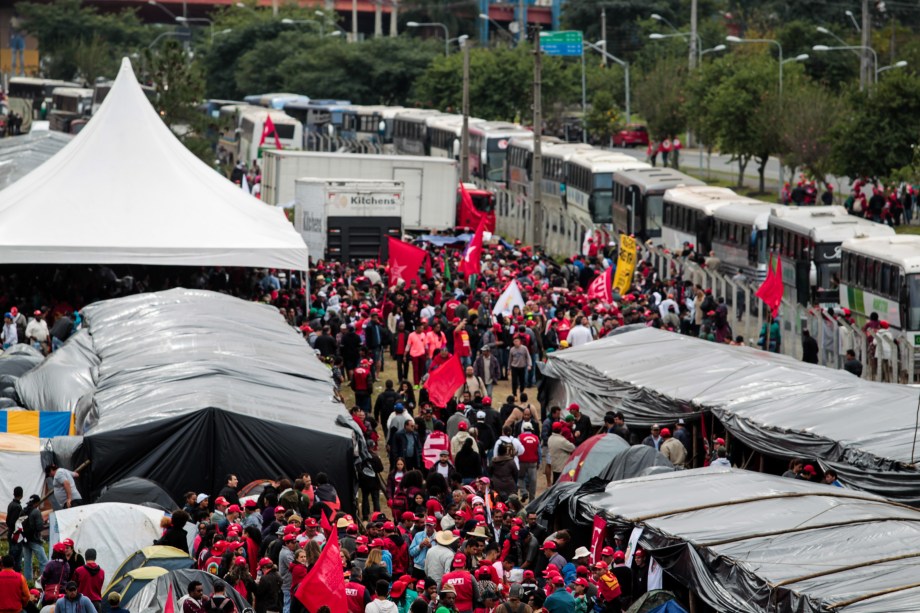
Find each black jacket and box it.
[155,526,190,553]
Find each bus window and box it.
[881,263,890,295]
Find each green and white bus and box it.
[839,235,920,339]
[768,206,894,307]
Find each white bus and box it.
[769,206,895,306]
[468,121,531,184]
[839,235,920,337]
[565,150,650,225]
[237,108,303,166]
[427,114,486,159]
[392,109,445,157]
[661,186,742,254]
[612,167,704,242]
[711,200,776,280]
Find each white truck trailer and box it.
[262,150,458,231]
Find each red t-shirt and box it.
[441,569,475,611]
[454,328,472,357]
[352,368,370,392]
[345,582,367,613]
[556,319,571,342]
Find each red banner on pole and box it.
[590,515,607,564]
[423,353,465,407]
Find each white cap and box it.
[521,422,533,431]
[196,493,209,504]
[477,411,486,420]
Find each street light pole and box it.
[811,44,879,88]
[461,37,471,182]
[176,16,214,42]
[533,28,544,248]
[407,21,450,55]
[580,46,587,143]
[585,39,629,124]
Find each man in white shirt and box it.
[658,294,678,319]
[566,316,594,348]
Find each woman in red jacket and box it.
[288,549,309,613]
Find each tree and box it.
[829,71,920,180]
[633,55,688,141]
[15,0,148,81]
[412,44,579,126]
[777,80,844,184]
[686,55,779,190]
[585,90,620,144]
[144,40,214,165]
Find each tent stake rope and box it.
[825,579,920,610]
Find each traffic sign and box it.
[540,30,583,57]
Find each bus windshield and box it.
[486,152,506,182]
[909,274,920,330]
[592,190,613,223]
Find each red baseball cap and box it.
[304,518,318,528]
[227,504,241,514]
[452,553,467,568]
[552,575,565,585]
[601,546,614,556]
[458,422,469,431]
[244,500,257,509]
[593,561,609,570]
[383,521,396,531]
[574,577,589,587]
[401,511,417,521]
[275,505,286,514]
[258,557,273,568]
[613,551,625,562]
[215,497,229,507]
[234,556,246,566]
[523,570,535,579]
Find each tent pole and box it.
[688,589,698,613]
[691,423,698,468]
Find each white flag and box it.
[492,280,525,317]
[241,173,250,193]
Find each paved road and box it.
[606,146,853,197]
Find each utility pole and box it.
[518,0,526,45]
[352,0,359,42]
[389,0,398,37]
[532,29,544,248]
[688,0,698,69]
[861,0,870,91]
[600,8,607,66]
[374,0,382,37]
[461,39,471,182]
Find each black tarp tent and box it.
[540,327,920,504]
[573,467,920,613]
[20,289,359,512]
[96,476,179,511]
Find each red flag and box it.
[423,354,465,407]
[587,267,613,303]
[259,115,282,150]
[163,583,175,613]
[388,237,428,285]
[459,217,486,278]
[590,515,607,564]
[294,524,347,613]
[755,256,784,318]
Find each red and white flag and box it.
[459,217,486,278]
[259,115,282,150]
[587,267,613,303]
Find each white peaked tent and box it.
[0,58,309,270]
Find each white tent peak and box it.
[0,57,308,270]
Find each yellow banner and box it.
[613,234,637,296]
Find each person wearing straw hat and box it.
[425,531,458,587]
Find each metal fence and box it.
[641,244,917,384]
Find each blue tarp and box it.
[648,602,688,613]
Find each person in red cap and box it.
[544,573,575,610]
[224,555,256,604]
[440,553,479,612]
[254,557,282,613]
[592,559,624,612]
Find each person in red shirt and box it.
[72,548,104,610]
[453,319,472,367]
[0,554,29,613]
[440,553,481,613]
[344,566,372,612]
[351,360,373,413]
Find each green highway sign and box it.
[540,30,583,56]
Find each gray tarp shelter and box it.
[540,327,920,504]
[574,468,920,613]
[0,130,72,191]
[18,289,360,511]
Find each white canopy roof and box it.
[0,58,309,270]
